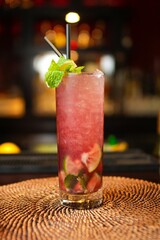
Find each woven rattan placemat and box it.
[0,177,159,240]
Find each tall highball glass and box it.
[56,70,105,209]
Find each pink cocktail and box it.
[56,70,104,209]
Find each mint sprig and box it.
[45,56,84,88]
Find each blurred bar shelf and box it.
[0,115,157,153]
[0,150,159,185]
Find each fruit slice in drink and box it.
[59,143,102,195]
[81,143,102,173]
[63,156,84,175]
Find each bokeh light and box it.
[65,12,80,23]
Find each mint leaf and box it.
[45,56,84,88]
[64,174,77,189]
[48,60,58,71]
[45,70,64,88]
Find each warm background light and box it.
[65,12,80,23]
[100,55,115,76]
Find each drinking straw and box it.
[44,36,63,57]
[66,23,71,59]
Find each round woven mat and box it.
[0,177,159,240]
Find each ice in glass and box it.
[56,70,104,209]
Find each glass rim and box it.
[64,70,104,77]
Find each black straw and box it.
[66,24,71,59]
[44,36,63,57]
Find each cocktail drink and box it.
[44,37,104,209]
[56,70,104,209]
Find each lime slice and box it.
[81,143,102,173]
[63,156,84,175]
[45,56,84,88]
[59,60,77,71]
